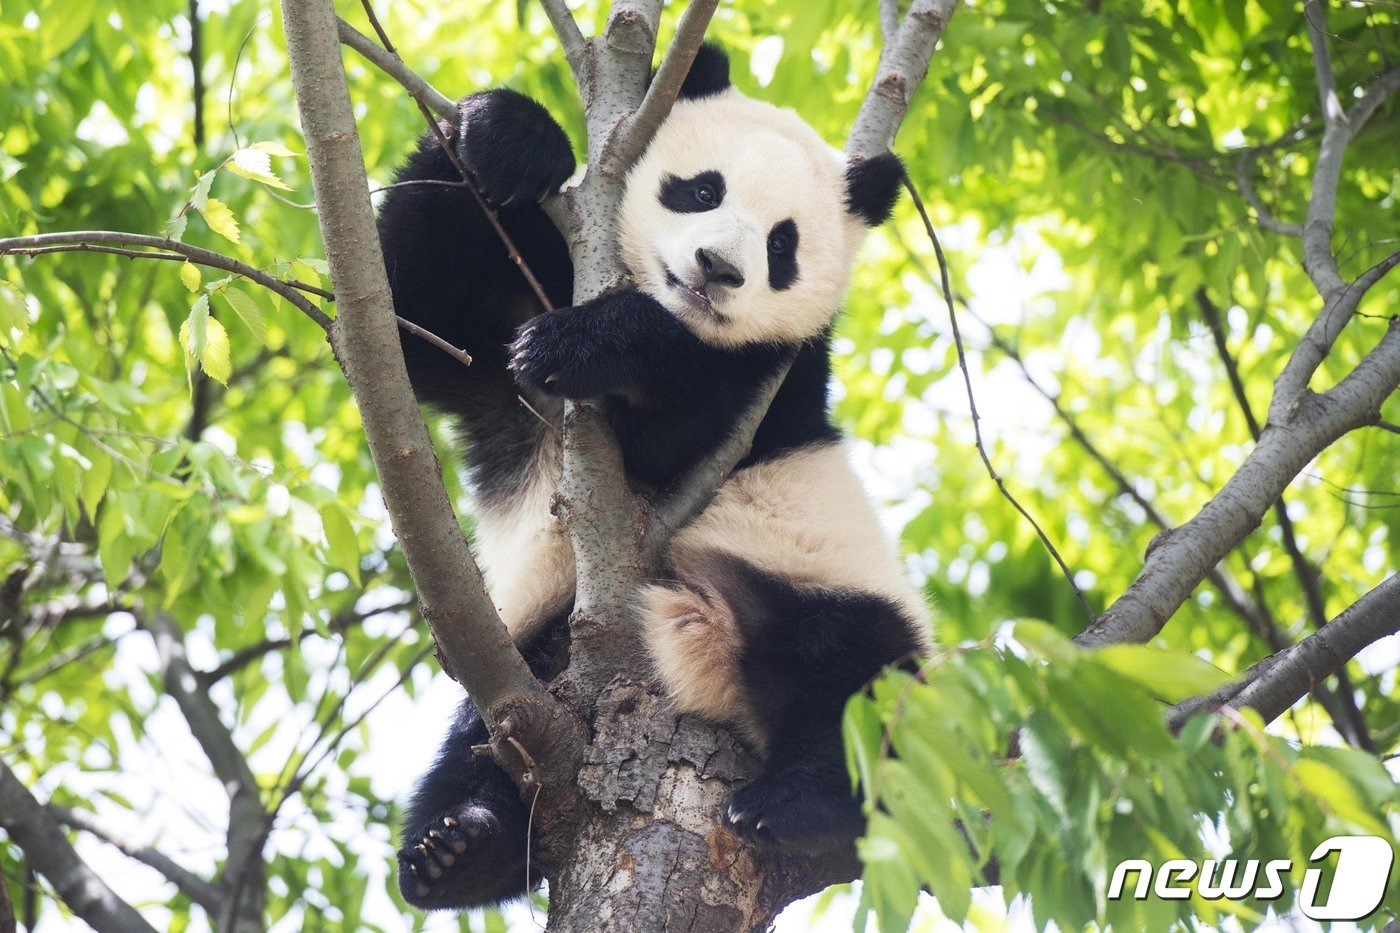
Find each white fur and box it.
[620,89,871,348]
[475,92,929,739]
[638,441,932,739]
[473,432,573,640]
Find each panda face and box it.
[620,90,869,347]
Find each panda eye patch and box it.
[767,219,799,291]
[659,170,725,213]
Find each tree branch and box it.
[335,17,454,120]
[1234,150,1303,237]
[605,0,721,173]
[539,0,587,67]
[0,232,333,329]
[1196,289,1374,747]
[279,0,580,791]
[1079,316,1400,647]
[1170,573,1399,729]
[0,758,157,933]
[48,805,225,914]
[847,0,958,158]
[650,357,795,546]
[143,613,265,931]
[904,176,1096,623]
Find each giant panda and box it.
[376,45,932,911]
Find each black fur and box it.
[379,64,910,912]
[659,170,726,213]
[677,43,732,100]
[766,218,799,291]
[844,151,905,227]
[704,554,922,851]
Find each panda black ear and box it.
[677,43,731,100]
[845,152,904,227]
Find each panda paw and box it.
[508,310,596,398]
[724,772,864,855]
[397,805,510,910]
[457,89,575,208]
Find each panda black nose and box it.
[696,248,745,289]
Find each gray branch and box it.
[1077,317,1400,647]
[279,0,580,793]
[144,613,265,932]
[0,231,332,329]
[336,17,454,121]
[48,805,225,914]
[604,0,721,173]
[1235,150,1302,237]
[1170,574,1399,729]
[1077,15,1400,648]
[847,0,958,159]
[0,758,157,933]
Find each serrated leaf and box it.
[199,197,241,243]
[251,140,297,157]
[190,169,217,212]
[227,147,291,190]
[179,294,211,370]
[202,317,232,385]
[165,212,188,242]
[180,262,201,292]
[220,287,267,345]
[287,259,321,287]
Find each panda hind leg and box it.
[714,562,924,853]
[396,698,532,910]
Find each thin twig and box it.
[348,2,555,312]
[48,806,225,913]
[900,172,1096,624]
[1235,150,1302,237]
[0,232,333,329]
[335,17,454,120]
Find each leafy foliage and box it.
[0,0,1395,929]
[847,627,1400,931]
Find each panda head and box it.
[619,45,904,348]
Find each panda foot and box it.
[397,804,520,910]
[724,772,864,855]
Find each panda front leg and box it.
[397,696,534,910]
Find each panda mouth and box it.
[665,269,712,307]
[664,269,727,323]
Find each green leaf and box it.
[319,503,360,584]
[179,294,212,373]
[226,147,292,190]
[250,140,298,157]
[1093,645,1231,702]
[221,287,267,345]
[179,262,201,292]
[199,197,241,243]
[202,318,232,385]
[0,284,29,345]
